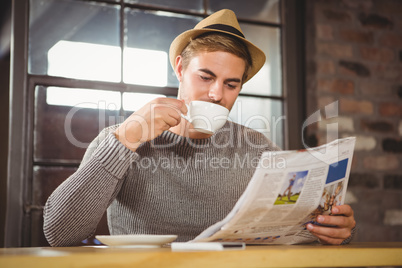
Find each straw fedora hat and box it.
[169,9,266,83]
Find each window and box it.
[6,0,306,247]
[28,0,283,148]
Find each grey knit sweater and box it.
[43,121,278,247]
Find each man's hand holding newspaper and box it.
[193,137,357,245]
[307,204,356,244]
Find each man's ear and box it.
[175,55,183,82]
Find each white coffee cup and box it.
[181,101,229,134]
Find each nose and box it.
[208,82,223,103]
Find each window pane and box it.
[29,0,121,82]
[124,0,203,12]
[123,92,166,111]
[208,0,280,24]
[124,47,169,86]
[229,96,283,148]
[241,25,282,96]
[34,86,121,162]
[47,87,121,110]
[33,166,77,206]
[124,9,201,87]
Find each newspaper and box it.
[193,137,356,245]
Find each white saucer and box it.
[95,234,178,248]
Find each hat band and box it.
[202,24,245,38]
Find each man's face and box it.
[175,51,246,111]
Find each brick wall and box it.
[305,0,402,242]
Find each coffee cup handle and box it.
[181,103,191,122]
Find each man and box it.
[43,9,356,247]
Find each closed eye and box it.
[227,83,237,89]
[198,68,216,81]
[225,78,241,90]
[225,81,240,90]
[200,75,212,82]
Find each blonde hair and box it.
[180,33,252,84]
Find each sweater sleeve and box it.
[43,126,138,247]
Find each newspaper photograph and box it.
[193,137,356,245]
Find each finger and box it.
[164,113,180,127]
[178,99,188,114]
[153,97,187,114]
[316,214,350,228]
[153,106,180,127]
[166,105,184,122]
[331,205,353,217]
[307,223,351,240]
[154,105,182,124]
[315,234,344,245]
